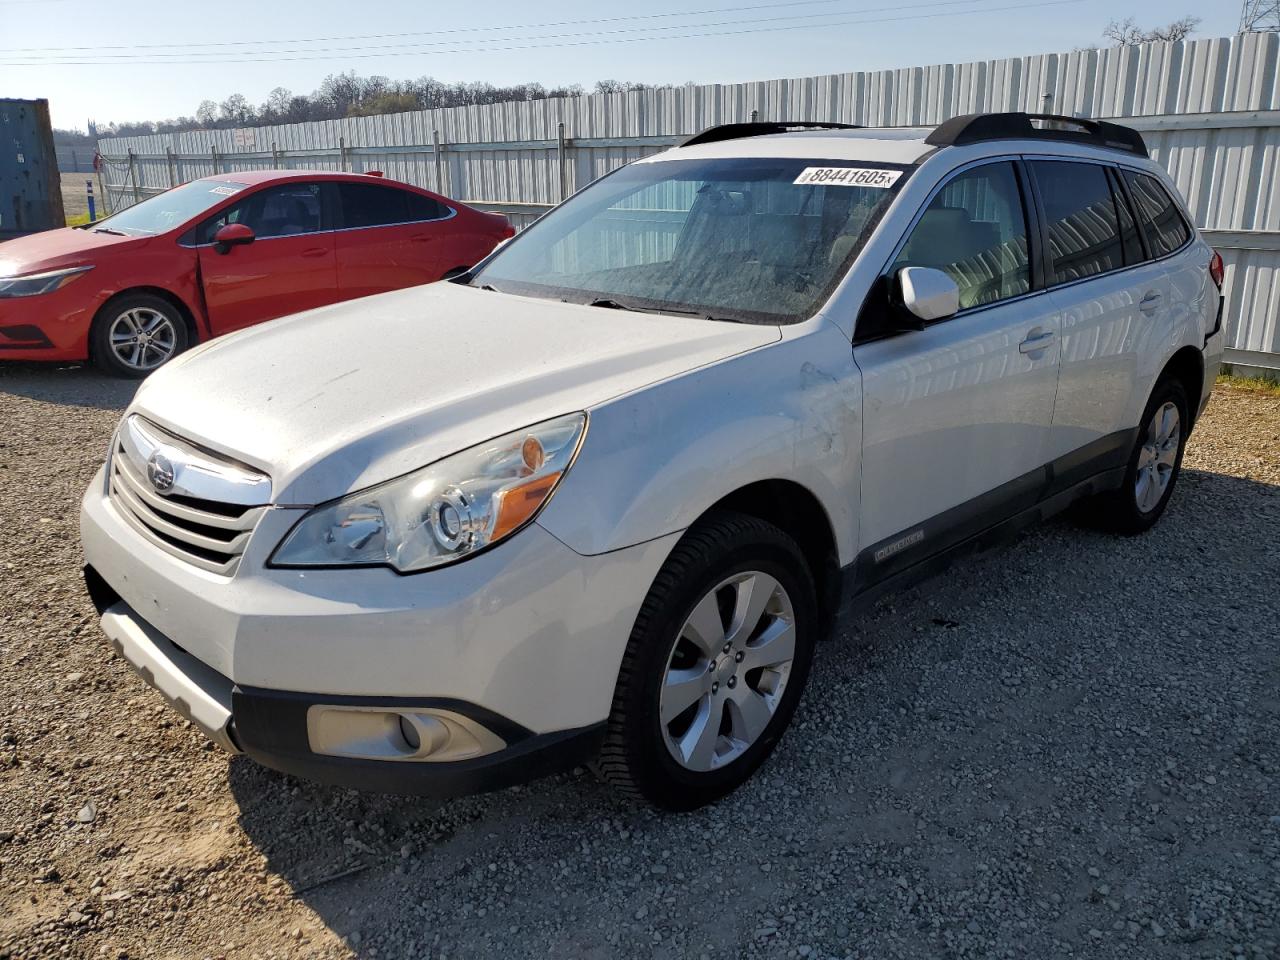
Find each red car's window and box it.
[338,183,448,229]
[196,184,324,243]
[95,179,248,236]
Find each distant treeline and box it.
[56,72,675,145]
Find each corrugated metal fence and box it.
[97,33,1280,367]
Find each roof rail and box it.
[680,121,863,148]
[925,112,1148,157]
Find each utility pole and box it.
[1240,0,1280,32]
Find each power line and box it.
[0,0,1088,66]
[3,0,1016,62]
[1,0,847,52]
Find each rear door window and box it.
[1124,172,1192,257]
[1030,160,1125,284]
[338,183,412,229]
[1108,168,1146,265]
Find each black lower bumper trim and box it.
[231,684,604,797]
[0,324,55,348]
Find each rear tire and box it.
[90,293,189,379]
[1081,377,1190,535]
[597,511,817,811]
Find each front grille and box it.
[108,417,271,575]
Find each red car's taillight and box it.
[501,223,516,240]
[1209,250,1224,290]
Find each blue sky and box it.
[0,0,1241,131]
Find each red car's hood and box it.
[0,227,147,275]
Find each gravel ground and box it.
[1,362,1277,960]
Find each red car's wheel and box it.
[90,294,190,379]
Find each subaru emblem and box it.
[146,452,176,494]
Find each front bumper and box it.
[81,469,678,793]
[0,293,96,361]
[87,579,603,796]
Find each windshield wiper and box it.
[91,227,126,236]
[585,296,735,322]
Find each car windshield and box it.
[470,156,910,324]
[91,179,249,237]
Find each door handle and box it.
[300,247,328,258]
[1018,331,1056,355]
[1139,291,1163,313]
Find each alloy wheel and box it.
[1135,400,1180,513]
[659,571,796,772]
[108,307,178,372]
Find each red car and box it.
[0,171,514,377]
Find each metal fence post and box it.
[339,137,349,172]
[211,146,219,175]
[432,129,445,195]
[127,149,141,203]
[272,141,282,168]
[165,147,177,187]
[557,121,568,201]
[96,166,111,216]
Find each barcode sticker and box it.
[793,167,903,188]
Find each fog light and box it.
[306,705,506,762]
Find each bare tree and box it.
[593,80,656,94]
[195,100,218,127]
[1103,16,1201,45]
[218,94,254,126]
[264,87,292,116]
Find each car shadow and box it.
[0,360,140,410]
[223,467,1279,958]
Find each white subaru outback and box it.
[81,113,1225,810]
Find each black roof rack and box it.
[925,112,1148,157]
[681,121,863,147]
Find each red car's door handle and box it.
[410,235,434,243]
[300,247,329,258]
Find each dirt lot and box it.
[0,365,1277,960]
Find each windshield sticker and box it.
[208,185,243,196]
[793,167,903,188]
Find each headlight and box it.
[0,265,94,299]
[270,413,586,572]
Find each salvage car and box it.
[0,170,513,376]
[81,114,1225,809]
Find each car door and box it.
[334,182,453,298]
[1032,159,1172,468]
[195,182,338,335]
[852,158,1062,583]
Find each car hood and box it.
[130,282,780,505]
[0,226,148,275]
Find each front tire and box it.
[597,512,817,811]
[90,293,189,378]
[1084,377,1190,535]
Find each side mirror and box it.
[896,266,959,324]
[213,222,255,254]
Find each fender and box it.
[538,320,863,565]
